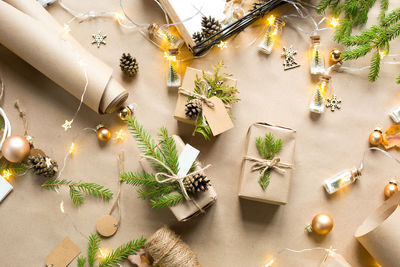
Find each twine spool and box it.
[145,226,200,267]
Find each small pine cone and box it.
[184,173,210,194]
[28,154,58,178]
[249,1,264,13]
[192,32,204,44]
[120,53,139,77]
[185,99,202,118]
[201,16,222,38]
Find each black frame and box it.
[190,0,286,56]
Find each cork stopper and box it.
[374,127,383,133]
[274,17,286,28]
[350,167,362,179]
[310,34,321,43]
[168,48,179,55]
[320,73,331,82]
[148,22,159,37]
[389,179,398,186]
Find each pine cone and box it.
[185,99,202,118]
[192,32,204,45]
[249,1,264,13]
[120,53,139,77]
[184,173,210,194]
[201,16,222,38]
[28,154,58,178]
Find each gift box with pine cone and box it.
[238,122,296,205]
[174,62,239,140]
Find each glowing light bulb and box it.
[1,169,13,181]
[217,41,228,49]
[329,17,340,28]
[264,259,275,267]
[258,16,285,54]
[323,167,361,194]
[309,74,331,114]
[114,12,124,22]
[98,248,111,261]
[115,129,127,143]
[69,143,76,154]
[63,24,71,34]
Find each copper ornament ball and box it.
[384,180,398,198]
[1,135,31,163]
[310,213,334,235]
[97,127,111,142]
[369,128,383,146]
[118,106,132,121]
[329,49,342,63]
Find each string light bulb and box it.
[97,247,111,261]
[1,169,13,181]
[264,259,275,267]
[69,143,76,154]
[63,24,71,34]
[217,41,228,49]
[258,16,285,55]
[115,129,127,143]
[329,17,340,28]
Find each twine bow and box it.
[244,156,292,177]
[178,88,215,108]
[141,155,211,201]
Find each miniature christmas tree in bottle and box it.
[258,16,285,55]
[310,34,325,75]
[166,48,181,88]
[148,23,184,50]
[323,167,362,194]
[309,74,330,114]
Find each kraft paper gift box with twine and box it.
[174,67,237,136]
[354,192,400,267]
[140,135,217,222]
[238,122,296,205]
[0,0,128,114]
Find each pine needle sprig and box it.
[150,193,185,209]
[120,172,159,187]
[98,237,146,267]
[137,184,176,200]
[77,256,87,267]
[158,127,179,174]
[0,157,28,177]
[41,179,113,206]
[88,234,101,267]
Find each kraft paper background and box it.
[0,0,400,266]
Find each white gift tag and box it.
[0,175,13,203]
[177,144,199,177]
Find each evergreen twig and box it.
[77,256,86,267]
[98,237,147,267]
[88,234,101,267]
[150,193,185,209]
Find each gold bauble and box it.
[384,180,398,198]
[1,135,31,162]
[97,127,111,142]
[118,106,132,121]
[329,49,342,63]
[310,213,334,235]
[369,128,383,146]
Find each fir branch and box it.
[397,75,400,84]
[137,184,176,200]
[158,127,179,174]
[98,237,146,267]
[120,172,159,187]
[369,50,381,81]
[41,179,113,206]
[88,234,101,267]
[0,157,28,177]
[381,7,400,26]
[77,256,87,267]
[194,114,212,141]
[150,193,185,209]
[342,44,373,60]
[259,171,271,190]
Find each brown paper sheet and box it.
[45,237,80,267]
[238,122,296,205]
[0,0,128,114]
[140,135,217,222]
[174,67,237,128]
[355,192,400,267]
[202,96,234,136]
[320,251,352,267]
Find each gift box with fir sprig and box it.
[121,117,217,222]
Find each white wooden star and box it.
[92,32,107,48]
[45,157,52,168]
[62,120,72,131]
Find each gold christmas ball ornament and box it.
[117,105,134,121]
[369,127,383,146]
[306,213,334,235]
[1,135,31,163]
[329,49,343,63]
[96,124,111,142]
[384,180,398,199]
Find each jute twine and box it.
[145,226,201,267]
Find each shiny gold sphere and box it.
[97,127,111,142]
[118,106,132,121]
[1,135,31,162]
[384,180,398,198]
[311,213,334,235]
[369,129,383,146]
[330,49,342,63]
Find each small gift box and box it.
[238,122,296,205]
[174,64,239,139]
[140,135,217,222]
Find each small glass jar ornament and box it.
[309,74,330,114]
[165,48,181,88]
[96,124,111,142]
[310,34,325,75]
[258,16,285,55]
[323,167,362,194]
[147,23,183,50]
[369,127,383,146]
[384,180,398,198]
[306,213,334,235]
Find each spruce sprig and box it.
[88,234,101,267]
[255,133,283,189]
[150,193,185,209]
[190,61,240,140]
[41,179,113,206]
[77,257,87,267]
[0,157,27,177]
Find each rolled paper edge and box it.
[99,77,129,114]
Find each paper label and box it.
[177,144,199,177]
[45,237,80,267]
[202,96,234,136]
[0,176,13,203]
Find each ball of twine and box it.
[145,226,201,267]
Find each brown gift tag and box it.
[96,215,118,237]
[202,96,234,136]
[45,237,80,267]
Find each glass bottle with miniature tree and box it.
[147,23,183,50]
[258,16,285,55]
[166,48,181,88]
[323,167,362,194]
[309,74,330,114]
[310,34,325,75]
